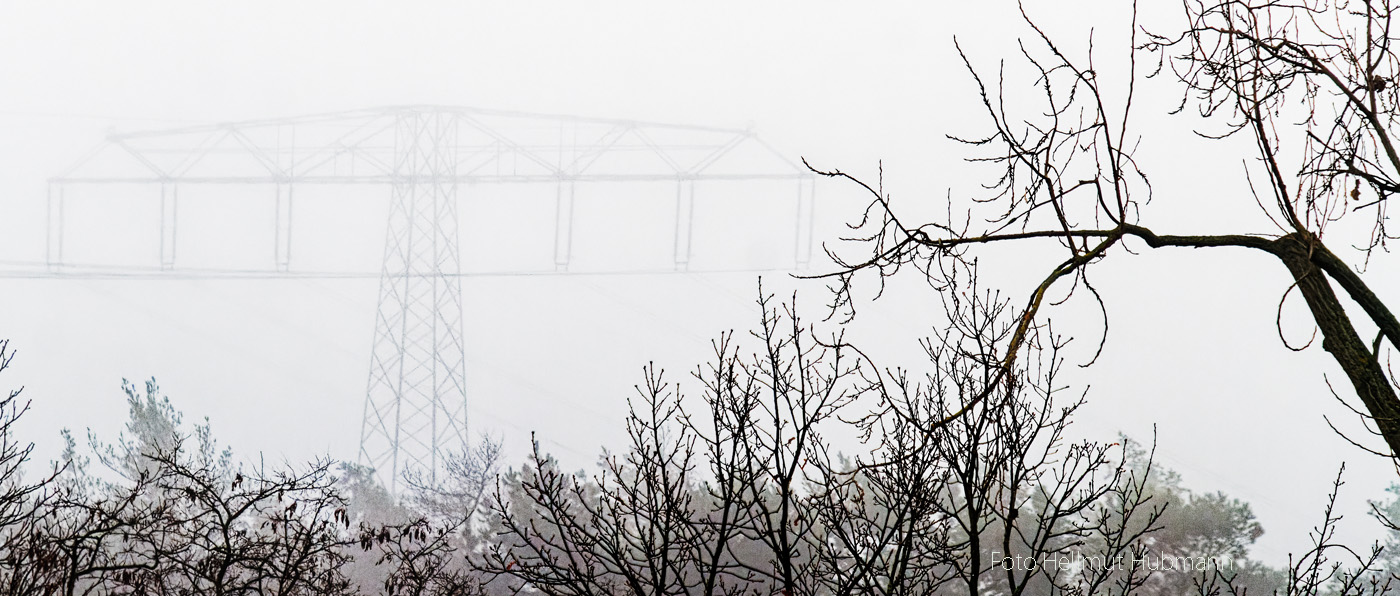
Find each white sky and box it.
[0,0,1396,563]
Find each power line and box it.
[0,265,801,280]
[0,109,201,124]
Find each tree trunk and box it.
[1271,233,1400,457]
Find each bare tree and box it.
[478,292,865,596]
[0,368,502,596]
[132,449,354,596]
[358,515,484,596]
[23,379,361,596]
[479,376,740,596]
[480,288,1171,596]
[0,341,66,595]
[807,0,1400,460]
[404,436,504,528]
[1195,466,1394,596]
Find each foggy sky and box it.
[0,0,1395,563]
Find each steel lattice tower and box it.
[44,105,815,490]
[361,110,467,487]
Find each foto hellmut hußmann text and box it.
[991,551,1235,573]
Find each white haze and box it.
[0,0,1395,563]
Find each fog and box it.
[0,0,1396,570]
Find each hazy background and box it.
[1,0,1395,563]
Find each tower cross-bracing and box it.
[363,110,467,487]
[47,105,816,489]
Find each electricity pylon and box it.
[361,110,467,488]
[46,105,815,489]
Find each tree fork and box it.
[1120,225,1400,455]
[1271,233,1400,457]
